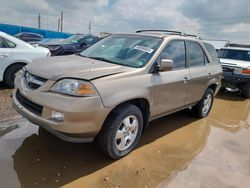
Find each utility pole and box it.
[58,18,61,32]
[38,13,41,29]
[88,21,91,35]
[60,11,63,32]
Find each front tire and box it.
[192,88,214,118]
[96,104,143,159]
[4,64,25,88]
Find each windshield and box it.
[80,34,162,68]
[218,49,250,62]
[64,35,84,44]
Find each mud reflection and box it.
[210,92,250,132]
[6,110,210,188]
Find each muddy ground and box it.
[0,84,249,188]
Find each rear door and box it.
[151,40,191,117]
[185,41,210,104]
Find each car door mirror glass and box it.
[159,59,174,71]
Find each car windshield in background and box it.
[64,35,84,44]
[218,49,250,62]
[80,34,162,68]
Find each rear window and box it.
[0,38,6,48]
[204,43,220,64]
[218,49,250,62]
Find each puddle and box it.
[158,127,250,188]
[0,93,249,188]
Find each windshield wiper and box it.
[88,56,118,64]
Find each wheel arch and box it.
[208,83,218,94]
[104,98,150,132]
[3,62,27,82]
[4,62,27,77]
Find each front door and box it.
[151,40,190,117]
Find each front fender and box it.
[93,75,153,109]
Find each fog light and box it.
[51,111,64,121]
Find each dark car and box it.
[39,34,102,56]
[15,32,43,42]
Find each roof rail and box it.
[136,29,202,39]
[183,33,202,39]
[136,29,183,35]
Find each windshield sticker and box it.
[134,45,154,53]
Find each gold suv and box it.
[13,30,222,159]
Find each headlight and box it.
[234,68,242,74]
[50,79,97,96]
[49,46,61,51]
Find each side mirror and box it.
[158,59,174,72]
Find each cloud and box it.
[0,0,249,43]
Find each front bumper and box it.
[13,73,111,143]
[222,72,250,87]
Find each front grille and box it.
[16,90,43,116]
[24,71,47,89]
[222,66,234,73]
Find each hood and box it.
[40,40,72,46]
[220,58,250,68]
[26,55,131,81]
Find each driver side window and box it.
[158,40,186,69]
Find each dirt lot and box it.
[0,84,249,188]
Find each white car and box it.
[0,31,50,87]
[219,47,250,97]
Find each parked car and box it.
[39,34,102,56]
[13,30,222,159]
[0,31,50,87]
[219,46,250,97]
[15,32,43,43]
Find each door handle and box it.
[184,77,190,84]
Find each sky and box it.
[0,0,250,43]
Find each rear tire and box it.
[96,104,143,159]
[192,88,214,118]
[4,64,25,88]
[242,82,250,98]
